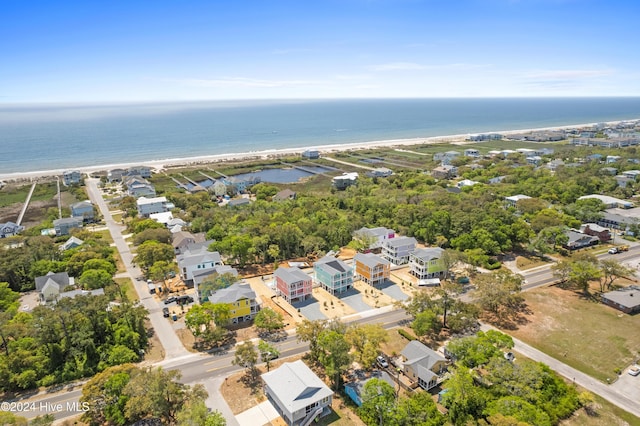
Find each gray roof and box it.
[193,265,238,279]
[353,253,390,269]
[61,236,84,250]
[315,256,352,274]
[275,267,311,285]
[262,360,333,414]
[384,236,417,248]
[177,245,221,266]
[273,189,297,201]
[602,286,640,309]
[208,282,256,304]
[53,217,83,226]
[565,230,599,245]
[411,247,444,262]
[35,272,71,292]
[355,227,394,238]
[70,201,92,210]
[401,341,445,372]
[58,288,105,300]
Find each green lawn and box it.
[0,181,58,207]
[510,286,640,383]
[563,393,640,426]
[114,277,138,302]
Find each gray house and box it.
[382,236,417,265]
[70,201,95,222]
[62,170,82,186]
[35,271,74,303]
[400,341,447,391]
[0,221,25,238]
[262,360,333,426]
[601,286,640,314]
[53,217,83,236]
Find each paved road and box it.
[85,178,192,361]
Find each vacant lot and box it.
[510,285,640,383]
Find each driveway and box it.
[293,297,328,321]
[377,280,409,301]
[610,365,640,403]
[340,288,370,312]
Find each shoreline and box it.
[0,119,635,182]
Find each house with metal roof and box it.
[354,253,390,286]
[275,267,313,303]
[314,256,354,295]
[262,360,333,426]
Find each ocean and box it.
[1,98,640,175]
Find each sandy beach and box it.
[0,120,633,182]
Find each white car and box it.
[629,366,640,376]
[376,355,389,368]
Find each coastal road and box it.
[85,178,192,361]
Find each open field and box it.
[509,285,640,383]
[562,392,640,426]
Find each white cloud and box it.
[369,62,490,71]
[523,69,614,80]
[164,77,325,88]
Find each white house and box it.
[382,236,417,265]
[136,196,174,217]
[176,243,222,283]
[262,360,333,426]
[353,226,396,250]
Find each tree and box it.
[232,341,258,376]
[82,258,116,276]
[441,366,489,425]
[133,228,172,245]
[176,400,226,426]
[81,363,138,426]
[0,282,20,313]
[257,340,280,372]
[254,307,285,334]
[345,324,388,369]
[412,310,441,338]
[78,268,113,289]
[148,260,178,283]
[123,368,206,425]
[317,329,351,390]
[446,330,513,368]
[133,241,175,272]
[473,270,524,321]
[599,259,633,292]
[358,378,396,426]
[198,272,238,302]
[296,319,327,361]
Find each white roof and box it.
[136,196,168,205]
[579,194,632,206]
[150,211,174,224]
[262,360,333,414]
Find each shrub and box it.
[398,329,416,341]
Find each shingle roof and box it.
[354,253,390,269]
[315,256,351,274]
[602,285,640,309]
[384,236,417,248]
[401,341,445,372]
[208,282,256,304]
[411,248,444,262]
[275,267,311,284]
[262,360,333,414]
[35,272,71,292]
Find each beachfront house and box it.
[262,360,333,426]
[302,150,320,159]
[136,196,174,217]
[354,253,390,286]
[0,221,25,238]
[62,170,82,186]
[464,148,480,157]
[107,168,127,183]
[274,267,313,304]
[53,217,83,236]
[208,282,260,324]
[352,226,396,250]
[314,256,354,295]
[382,236,417,265]
[409,247,447,281]
[126,166,152,178]
[366,167,393,178]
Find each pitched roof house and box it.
[409,247,446,280]
[177,243,222,283]
[208,282,259,324]
[353,226,396,250]
[382,236,417,265]
[273,189,297,201]
[0,221,25,238]
[314,256,354,295]
[353,253,390,286]
[70,201,95,222]
[563,230,600,250]
[35,272,74,303]
[400,341,447,391]
[53,217,83,236]
[262,360,333,426]
[274,267,313,303]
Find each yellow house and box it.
[209,282,260,324]
[354,252,391,286]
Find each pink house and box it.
[274,267,313,304]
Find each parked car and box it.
[629,366,640,376]
[376,355,389,368]
[162,307,170,317]
[164,296,177,305]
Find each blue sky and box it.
[2,0,639,102]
